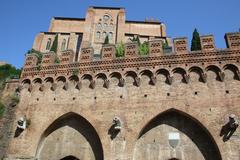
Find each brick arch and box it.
[223,64,239,80]
[124,71,138,86]
[21,78,31,85]
[135,108,222,160]
[139,69,153,85]
[35,112,104,160]
[33,78,42,84]
[156,68,171,84]
[188,66,205,83]
[56,76,67,83]
[109,72,123,87]
[172,67,188,83]
[205,65,222,81]
[68,75,79,82]
[44,77,54,83]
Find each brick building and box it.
[2,6,240,160]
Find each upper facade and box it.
[32,6,168,57]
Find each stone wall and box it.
[4,32,240,160]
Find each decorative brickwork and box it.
[200,35,215,51]
[101,44,116,60]
[124,42,138,58]
[149,39,163,56]
[41,52,56,66]
[225,32,240,49]
[173,37,188,54]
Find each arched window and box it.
[109,32,113,40]
[109,23,114,30]
[46,38,51,50]
[103,32,107,40]
[103,23,108,30]
[97,23,102,30]
[61,39,66,51]
[96,32,101,40]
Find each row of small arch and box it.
[21,64,240,87]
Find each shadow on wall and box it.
[138,109,222,160]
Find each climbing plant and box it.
[139,41,149,55]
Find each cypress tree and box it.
[104,35,109,44]
[191,28,201,51]
[50,34,58,53]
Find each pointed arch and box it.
[36,112,104,160]
[137,108,222,160]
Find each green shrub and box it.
[54,57,60,64]
[139,41,149,55]
[116,42,125,57]
[27,49,43,65]
[0,101,5,118]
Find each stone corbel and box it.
[28,84,33,92]
[219,71,225,82]
[104,79,110,89]
[75,81,82,90]
[63,82,68,90]
[51,83,57,91]
[150,76,157,85]
[201,72,207,83]
[119,78,125,87]
[184,74,190,84]
[135,77,140,87]
[39,84,45,91]
[167,74,173,85]
[90,80,95,89]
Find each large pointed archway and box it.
[133,109,222,160]
[36,112,103,160]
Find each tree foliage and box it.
[27,48,43,65]
[191,28,201,51]
[50,34,59,53]
[116,42,125,57]
[104,35,109,44]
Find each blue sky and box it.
[0,0,239,68]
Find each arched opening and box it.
[36,112,103,160]
[134,109,222,160]
[60,155,79,160]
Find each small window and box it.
[96,32,101,40]
[103,15,110,21]
[97,23,102,30]
[61,39,66,51]
[46,38,51,50]
[109,23,114,30]
[103,23,108,30]
[109,32,113,40]
[103,32,107,39]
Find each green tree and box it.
[116,42,125,57]
[50,34,59,52]
[191,28,201,51]
[104,35,109,44]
